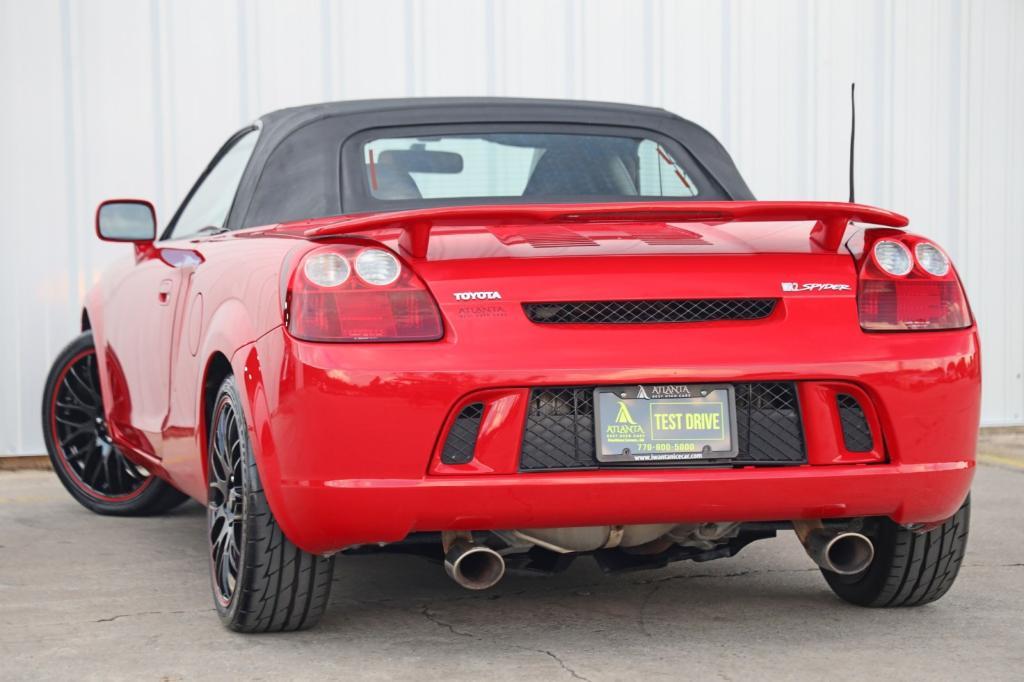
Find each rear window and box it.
[362,133,699,203]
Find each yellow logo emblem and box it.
[606,400,645,443]
[615,401,638,425]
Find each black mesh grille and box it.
[521,389,596,470]
[523,299,777,325]
[837,394,873,452]
[441,403,484,465]
[733,383,805,463]
[520,383,805,470]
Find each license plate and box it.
[594,384,738,463]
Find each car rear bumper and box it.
[274,461,972,554]
[233,325,981,555]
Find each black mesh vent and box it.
[837,394,873,452]
[521,389,596,470]
[733,383,805,463]
[523,299,777,325]
[520,382,805,470]
[441,403,484,465]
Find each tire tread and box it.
[212,375,334,632]
[824,496,970,608]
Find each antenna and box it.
[848,82,856,203]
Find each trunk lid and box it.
[278,201,906,335]
[362,218,861,305]
[420,219,836,260]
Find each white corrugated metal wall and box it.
[1,0,1021,455]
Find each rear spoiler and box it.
[304,201,908,258]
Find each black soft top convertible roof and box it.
[224,97,754,230]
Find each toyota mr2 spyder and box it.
[43,98,978,632]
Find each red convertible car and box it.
[43,98,978,632]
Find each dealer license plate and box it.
[594,384,738,463]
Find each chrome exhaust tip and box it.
[815,531,875,575]
[793,522,875,575]
[444,540,506,590]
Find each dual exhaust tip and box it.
[793,521,875,575]
[441,523,874,591]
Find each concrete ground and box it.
[1,443,1022,680]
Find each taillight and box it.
[856,233,971,331]
[286,244,444,342]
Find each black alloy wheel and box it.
[51,348,151,498]
[42,331,188,515]
[208,390,244,606]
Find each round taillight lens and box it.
[873,240,913,276]
[355,248,401,286]
[914,242,950,276]
[303,253,350,287]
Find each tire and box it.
[41,331,188,516]
[823,496,970,607]
[207,374,334,632]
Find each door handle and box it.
[157,279,173,305]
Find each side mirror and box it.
[96,199,157,243]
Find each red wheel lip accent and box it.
[212,569,232,608]
[50,348,154,503]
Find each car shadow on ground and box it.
[165,498,960,648]
[313,547,893,643]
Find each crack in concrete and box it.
[96,610,177,623]
[538,649,591,682]
[94,608,211,623]
[420,605,474,637]
[418,604,590,681]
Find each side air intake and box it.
[440,403,485,465]
[836,394,873,452]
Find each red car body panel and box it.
[84,205,979,555]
